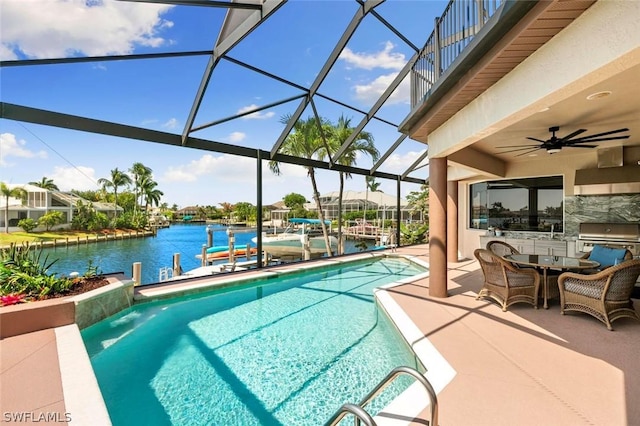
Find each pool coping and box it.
[374,256,455,425]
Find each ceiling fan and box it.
[497,126,630,156]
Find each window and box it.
[469,176,563,233]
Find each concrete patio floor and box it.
[1,244,639,425]
[384,245,640,426]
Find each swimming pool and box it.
[81,257,427,425]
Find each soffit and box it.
[406,0,596,143]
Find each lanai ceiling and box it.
[472,62,640,162]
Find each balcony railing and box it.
[411,0,504,108]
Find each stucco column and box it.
[429,157,448,298]
[447,180,459,262]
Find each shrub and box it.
[0,243,73,300]
[18,218,37,233]
[38,211,65,231]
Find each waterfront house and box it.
[399,0,640,296]
[0,183,122,232]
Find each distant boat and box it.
[252,218,337,257]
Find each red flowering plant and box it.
[1,293,26,306]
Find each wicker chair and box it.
[486,240,520,257]
[558,259,640,330]
[474,248,540,311]
[579,247,633,273]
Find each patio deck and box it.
[1,244,639,425]
[384,245,640,426]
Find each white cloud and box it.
[0,133,47,166]
[382,149,427,175]
[0,0,173,60]
[237,104,275,120]
[160,153,307,185]
[162,118,179,130]
[50,166,100,191]
[353,73,410,105]
[339,41,406,71]
[227,132,246,143]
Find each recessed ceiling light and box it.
[528,153,538,157]
[538,107,550,112]
[586,90,612,100]
[547,148,562,154]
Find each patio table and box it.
[504,254,600,309]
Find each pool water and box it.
[82,257,426,425]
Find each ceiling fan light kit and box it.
[497,126,630,157]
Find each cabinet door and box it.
[534,241,567,257]
[506,238,534,254]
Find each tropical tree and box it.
[330,115,379,254]
[283,193,307,209]
[71,189,102,202]
[29,177,59,191]
[364,175,381,223]
[97,168,132,221]
[130,163,153,212]
[406,183,429,223]
[269,115,334,256]
[139,176,163,212]
[234,202,256,222]
[219,202,234,221]
[1,183,27,233]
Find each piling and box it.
[173,253,181,277]
[206,225,213,248]
[132,262,142,286]
[228,229,235,263]
[302,234,311,260]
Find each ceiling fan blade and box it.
[526,137,546,143]
[568,135,630,144]
[566,145,599,148]
[571,128,629,140]
[497,144,541,149]
[558,128,587,142]
[515,148,543,157]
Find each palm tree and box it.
[143,185,164,213]
[130,162,152,212]
[330,115,379,254]
[364,175,382,225]
[1,182,27,233]
[29,177,59,191]
[269,114,334,256]
[138,175,162,212]
[97,168,132,221]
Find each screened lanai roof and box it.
[1,0,441,191]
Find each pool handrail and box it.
[324,365,438,426]
[325,403,376,426]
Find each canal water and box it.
[43,224,373,285]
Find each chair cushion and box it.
[588,245,628,268]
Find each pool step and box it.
[324,366,438,426]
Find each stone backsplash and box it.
[564,193,640,237]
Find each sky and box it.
[0,0,446,208]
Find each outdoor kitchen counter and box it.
[479,235,573,257]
